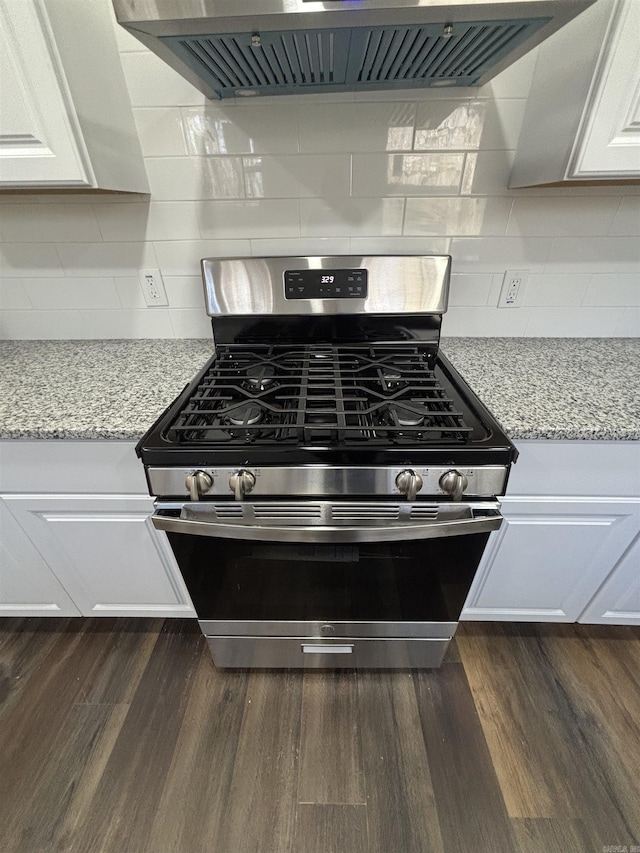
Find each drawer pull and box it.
[301,644,354,655]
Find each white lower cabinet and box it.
[1,495,194,618]
[0,500,80,617]
[578,535,640,625]
[462,497,640,623]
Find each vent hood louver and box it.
[113,1,595,100]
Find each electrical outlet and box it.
[498,269,528,308]
[139,269,168,307]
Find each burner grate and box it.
[165,344,473,446]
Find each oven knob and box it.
[439,470,468,501]
[229,469,256,501]
[185,470,213,502]
[395,469,424,502]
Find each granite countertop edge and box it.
[0,337,639,443]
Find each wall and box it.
[0,11,638,340]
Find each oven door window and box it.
[167,532,489,623]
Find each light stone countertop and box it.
[0,338,638,441]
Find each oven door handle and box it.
[151,505,503,543]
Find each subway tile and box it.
[0,204,102,242]
[23,277,121,310]
[133,108,188,156]
[153,240,251,276]
[521,274,591,307]
[0,279,30,309]
[35,193,149,204]
[196,200,300,239]
[169,309,213,338]
[460,151,570,197]
[476,100,527,151]
[56,242,158,277]
[145,157,245,200]
[440,306,530,337]
[0,244,64,278]
[349,237,450,255]
[506,197,620,237]
[182,105,299,155]
[544,237,640,274]
[94,202,200,241]
[112,22,148,53]
[0,310,84,340]
[450,237,551,273]
[163,276,206,309]
[582,273,640,307]
[609,197,640,236]
[300,198,404,237]
[249,237,352,257]
[404,197,512,236]
[114,276,145,309]
[298,103,415,152]
[448,274,494,307]
[78,309,174,338]
[352,153,464,197]
[614,309,640,336]
[120,52,206,107]
[415,100,526,152]
[524,307,620,337]
[244,155,350,198]
[414,101,486,150]
[477,49,538,100]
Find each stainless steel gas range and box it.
[137,255,518,669]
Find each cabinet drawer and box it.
[206,636,450,669]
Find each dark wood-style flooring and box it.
[0,618,638,853]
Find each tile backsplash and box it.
[0,15,639,340]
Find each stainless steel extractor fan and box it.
[112,0,595,99]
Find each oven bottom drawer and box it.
[206,636,450,669]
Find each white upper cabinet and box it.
[510,0,640,186]
[0,0,148,191]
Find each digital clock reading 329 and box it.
[285,268,368,299]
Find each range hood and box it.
[113,0,595,100]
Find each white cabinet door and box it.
[509,0,640,186]
[578,534,640,625]
[462,498,640,622]
[3,495,195,618]
[571,0,640,178]
[0,499,80,617]
[0,1,92,187]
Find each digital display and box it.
[285,269,368,299]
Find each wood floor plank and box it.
[357,671,444,853]
[298,670,365,805]
[2,702,129,853]
[145,650,250,853]
[72,617,164,705]
[456,623,582,819]
[61,620,202,853]
[0,619,138,811]
[457,623,639,846]
[414,662,517,853]
[293,804,368,853]
[512,818,599,853]
[541,626,640,842]
[210,669,304,853]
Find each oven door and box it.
[152,500,501,667]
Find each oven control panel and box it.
[285,268,368,299]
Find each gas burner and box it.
[245,363,276,390]
[387,403,427,427]
[226,404,263,426]
[382,371,406,391]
